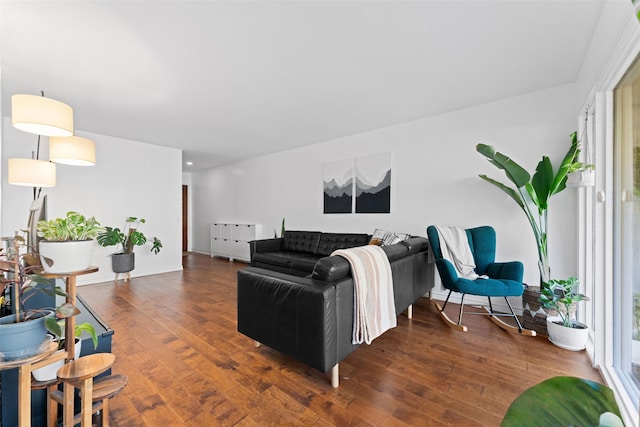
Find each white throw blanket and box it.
[434,225,486,280]
[332,245,396,345]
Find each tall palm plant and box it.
[476,132,580,284]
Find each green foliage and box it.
[45,317,98,350]
[97,216,161,255]
[502,376,623,427]
[37,211,102,241]
[150,237,162,255]
[476,132,581,283]
[540,277,590,328]
[0,233,79,323]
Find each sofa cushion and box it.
[289,252,323,273]
[316,233,370,256]
[282,231,322,254]
[252,252,294,268]
[370,228,411,246]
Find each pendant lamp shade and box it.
[11,94,73,137]
[49,136,96,166]
[8,159,56,187]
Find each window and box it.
[613,55,640,401]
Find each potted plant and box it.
[477,132,582,334]
[32,320,98,381]
[0,234,78,360]
[37,211,102,273]
[566,162,595,188]
[539,276,590,351]
[97,216,162,275]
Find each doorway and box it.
[182,185,188,254]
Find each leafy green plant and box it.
[37,211,102,241]
[476,132,581,284]
[0,233,79,325]
[502,376,623,427]
[44,318,98,350]
[539,276,590,328]
[97,216,162,255]
[274,217,286,238]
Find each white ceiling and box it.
[0,1,621,170]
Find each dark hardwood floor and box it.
[78,253,602,426]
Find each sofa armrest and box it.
[249,237,284,265]
[237,267,357,373]
[400,236,430,254]
[311,256,351,282]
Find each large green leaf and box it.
[549,131,580,197]
[501,376,623,427]
[476,144,530,188]
[531,156,554,211]
[478,175,524,209]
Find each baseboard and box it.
[79,265,184,286]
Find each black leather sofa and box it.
[238,233,433,387]
[249,230,371,276]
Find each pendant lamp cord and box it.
[32,91,45,200]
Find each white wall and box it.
[192,83,579,297]
[1,118,184,285]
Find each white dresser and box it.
[210,223,261,262]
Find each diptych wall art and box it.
[323,153,391,214]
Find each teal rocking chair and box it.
[426,225,535,335]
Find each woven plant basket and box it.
[522,285,576,336]
[522,286,555,336]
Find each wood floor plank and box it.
[78,253,603,426]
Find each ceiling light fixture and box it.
[7,158,56,187]
[11,93,73,137]
[9,91,96,198]
[49,136,96,166]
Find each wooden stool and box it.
[31,378,61,427]
[80,374,128,426]
[53,353,125,427]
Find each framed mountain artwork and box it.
[355,153,391,213]
[323,158,353,214]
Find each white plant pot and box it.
[32,338,81,381]
[566,170,595,188]
[39,240,95,273]
[546,316,589,351]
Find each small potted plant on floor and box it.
[539,276,590,351]
[37,211,102,273]
[97,216,162,275]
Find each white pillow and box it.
[371,229,410,246]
